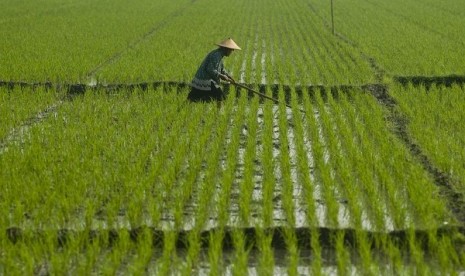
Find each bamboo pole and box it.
[232,82,306,113]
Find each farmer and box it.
[188,38,241,103]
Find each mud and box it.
[0,79,367,103]
[6,225,465,250]
[394,75,465,88]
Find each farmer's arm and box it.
[220,67,235,83]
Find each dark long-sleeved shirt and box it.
[191,48,229,91]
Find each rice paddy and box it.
[1,0,465,274]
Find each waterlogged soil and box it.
[8,102,396,234]
[4,83,465,274]
[6,225,465,275]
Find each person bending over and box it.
[188,38,241,103]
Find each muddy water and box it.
[167,104,386,232]
[15,102,395,233]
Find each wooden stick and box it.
[232,82,306,113]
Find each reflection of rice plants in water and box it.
[2,0,465,273]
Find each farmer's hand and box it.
[220,74,235,84]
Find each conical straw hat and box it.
[216,38,241,50]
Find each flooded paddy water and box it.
[2,84,465,274]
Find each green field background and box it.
[2,0,465,274]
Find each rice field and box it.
[1,0,465,274]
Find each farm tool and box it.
[233,82,306,113]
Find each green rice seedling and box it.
[303,91,327,226]
[208,229,225,275]
[159,231,177,275]
[238,93,260,226]
[97,230,133,275]
[181,231,201,275]
[406,229,427,275]
[438,234,462,273]
[127,227,153,274]
[277,87,296,227]
[261,89,276,228]
[326,92,363,228]
[314,89,339,227]
[231,229,250,276]
[355,231,374,275]
[282,227,299,276]
[238,115,253,224]
[291,88,317,226]
[215,88,244,227]
[310,228,322,275]
[334,231,350,276]
[256,228,275,275]
[189,98,235,232]
[384,236,403,275]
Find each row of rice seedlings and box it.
[276,87,296,227]
[275,88,300,273]
[7,230,464,273]
[229,229,250,275]
[289,90,317,226]
[202,98,240,274]
[288,90,326,273]
[312,90,342,228]
[237,91,261,226]
[300,91,326,227]
[166,100,234,274]
[256,228,275,275]
[159,103,208,229]
[217,89,247,227]
[260,88,277,228]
